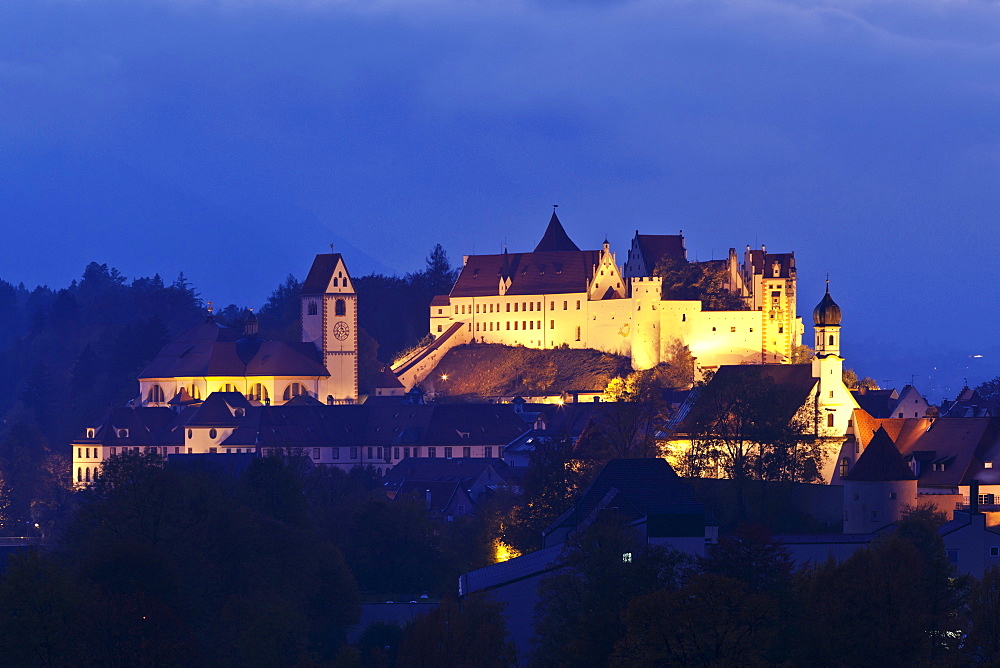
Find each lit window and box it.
[622,552,632,563]
[839,458,849,478]
[283,383,305,401]
[987,462,994,469]
[148,384,165,403]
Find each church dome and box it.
[813,287,842,326]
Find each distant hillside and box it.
[422,343,631,398]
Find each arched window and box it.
[77,467,82,482]
[839,458,849,478]
[827,413,835,428]
[333,277,339,287]
[190,384,201,400]
[283,383,305,401]
[829,335,835,346]
[335,299,346,317]
[308,301,318,316]
[85,468,91,483]
[249,383,268,402]
[148,384,164,403]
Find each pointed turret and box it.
[534,212,580,252]
[842,426,918,533]
[844,427,916,482]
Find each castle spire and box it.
[534,210,580,252]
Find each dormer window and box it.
[86,428,95,439]
[117,428,129,438]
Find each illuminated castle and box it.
[397,213,803,388]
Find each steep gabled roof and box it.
[547,458,702,533]
[534,212,580,252]
[449,250,603,298]
[301,253,348,295]
[844,426,916,481]
[634,233,686,269]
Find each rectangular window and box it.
[367,446,373,459]
[429,447,436,458]
[413,447,420,457]
[394,447,400,460]
[576,300,581,310]
[563,301,568,310]
[78,448,81,458]
[226,448,232,454]
[529,302,533,311]
[110,447,116,456]
[332,447,340,459]
[437,325,442,332]
[550,320,555,329]
[188,448,193,454]
[350,447,358,459]
[313,448,320,460]
[947,549,960,564]
[476,323,480,331]
[475,304,480,313]
[506,322,510,330]
[377,446,383,459]
[529,321,534,330]
[522,302,527,311]
[445,447,453,458]
[550,301,555,310]
[537,302,541,310]
[209,447,217,454]
[463,446,471,458]
[514,303,518,312]
[485,446,492,458]
[537,321,541,329]
[730,326,736,332]
[991,546,1000,557]
[498,446,504,459]
[457,505,465,516]
[506,303,510,312]
[404,447,410,459]
[514,322,518,330]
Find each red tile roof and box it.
[450,249,602,298]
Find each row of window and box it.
[461,322,583,341]
[297,445,504,461]
[147,382,310,404]
[456,300,582,315]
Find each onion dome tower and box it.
[813,280,842,358]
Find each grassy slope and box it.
[422,343,631,398]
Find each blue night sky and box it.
[2,0,1000,401]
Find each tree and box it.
[843,368,879,391]
[963,567,1000,663]
[531,511,691,667]
[653,258,747,311]
[975,376,1000,404]
[398,595,515,668]
[680,371,823,520]
[258,274,302,342]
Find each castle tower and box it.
[630,276,663,370]
[301,253,359,403]
[842,426,917,533]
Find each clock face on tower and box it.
[332,321,350,341]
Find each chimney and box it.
[971,479,980,514]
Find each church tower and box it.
[301,253,359,403]
[813,281,841,358]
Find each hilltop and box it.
[421,343,631,399]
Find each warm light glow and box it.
[440,374,449,381]
[493,539,520,563]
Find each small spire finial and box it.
[553,204,558,210]
[825,273,830,292]
[329,243,335,253]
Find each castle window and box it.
[485,446,492,458]
[682,314,686,322]
[839,458,849,478]
[394,447,400,460]
[429,447,436,458]
[149,447,157,455]
[463,446,471,458]
[712,327,716,332]
[514,303,518,312]
[437,325,442,332]
[87,428,95,438]
[550,320,555,329]
[529,302,533,311]
[476,323,480,331]
[209,428,217,439]
[514,322,518,330]
[336,299,346,316]
[332,447,340,459]
[575,326,581,341]
[529,321,534,330]
[308,302,318,315]
[404,447,410,459]
[85,448,89,459]
[522,321,526,330]
[830,391,834,398]
[283,383,305,401]
[476,304,480,313]
[537,302,541,310]
[187,429,193,439]
[455,306,459,314]
[85,468,91,483]
[332,277,338,287]
[537,321,541,329]
[779,326,784,333]
[576,301,581,310]
[77,468,82,482]
[506,322,510,330]
[111,447,116,455]
[313,448,320,460]
[506,303,511,312]
[730,327,736,333]
[148,384,165,403]
[550,301,555,310]
[563,301,568,310]
[827,413,835,428]
[445,447,453,458]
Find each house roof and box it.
[139,321,328,380]
[843,426,916,481]
[853,411,1000,487]
[383,456,511,489]
[186,392,253,426]
[396,480,467,513]
[852,389,898,419]
[301,253,349,295]
[547,458,702,534]
[449,249,603,298]
[634,233,686,269]
[534,212,580,252]
[747,250,795,278]
[73,406,189,447]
